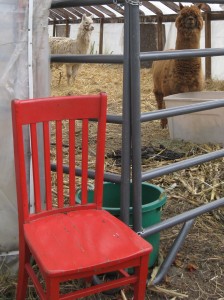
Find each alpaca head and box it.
[80,14,94,32]
[175,4,203,34]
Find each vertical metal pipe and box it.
[120,2,131,225]
[204,12,211,80]
[129,2,142,232]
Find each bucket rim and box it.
[76,182,167,212]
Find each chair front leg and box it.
[45,277,60,300]
[16,242,31,300]
[133,254,149,300]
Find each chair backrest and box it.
[12,93,107,224]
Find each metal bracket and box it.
[113,0,125,10]
[125,0,142,6]
[137,228,144,236]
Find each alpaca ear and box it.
[197,3,209,11]
[90,14,94,19]
[82,14,87,20]
[179,2,184,10]
[196,3,203,10]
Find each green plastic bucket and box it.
[76,182,167,268]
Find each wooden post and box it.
[53,20,56,37]
[99,18,104,54]
[204,12,211,80]
[157,15,164,51]
[65,19,70,37]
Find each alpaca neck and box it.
[175,31,201,50]
[76,29,91,51]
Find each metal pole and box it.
[140,99,224,122]
[151,220,195,285]
[141,197,224,237]
[120,2,131,225]
[142,148,224,181]
[51,54,123,64]
[51,164,121,183]
[140,48,224,62]
[51,0,125,8]
[129,1,142,232]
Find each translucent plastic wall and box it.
[0,0,51,273]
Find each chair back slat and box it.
[43,121,52,210]
[56,120,64,208]
[11,93,107,223]
[30,123,42,213]
[81,119,89,205]
[68,119,76,206]
[94,98,107,208]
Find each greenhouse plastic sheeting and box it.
[0,0,51,273]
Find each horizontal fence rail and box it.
[142,149,224,181]
[92,99,224,124]
[140,48,224,62]
[51,48,224,64]
[51,164,121,183]
[51,0,125,8]
[51,54,124,64]
[141,197,224,237]
[51,147,224,184]
[141,99,224,122]
[151,0,224,3]
[51,0,224,9]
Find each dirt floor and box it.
[50,64,224,300]
[1,64,224,299]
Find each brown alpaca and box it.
[152,3,204,128]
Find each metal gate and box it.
[51,0,224,284]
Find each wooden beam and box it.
[85,6,105,18]
[94,5,117,18]
[54,8,69,19]
[143,1,163,15]
[62,8,79,20]
[69,7,83,18]
[107,3,124,16]
[161,1,179,13]
[49,9,65,21]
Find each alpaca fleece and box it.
[152,4,204,128]
[50,14,94,85]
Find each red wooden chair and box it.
[11,93,152,300]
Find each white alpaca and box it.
[50,14,94,85]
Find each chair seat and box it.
[24,209,151,276]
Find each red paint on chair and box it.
[12,93,152,300]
